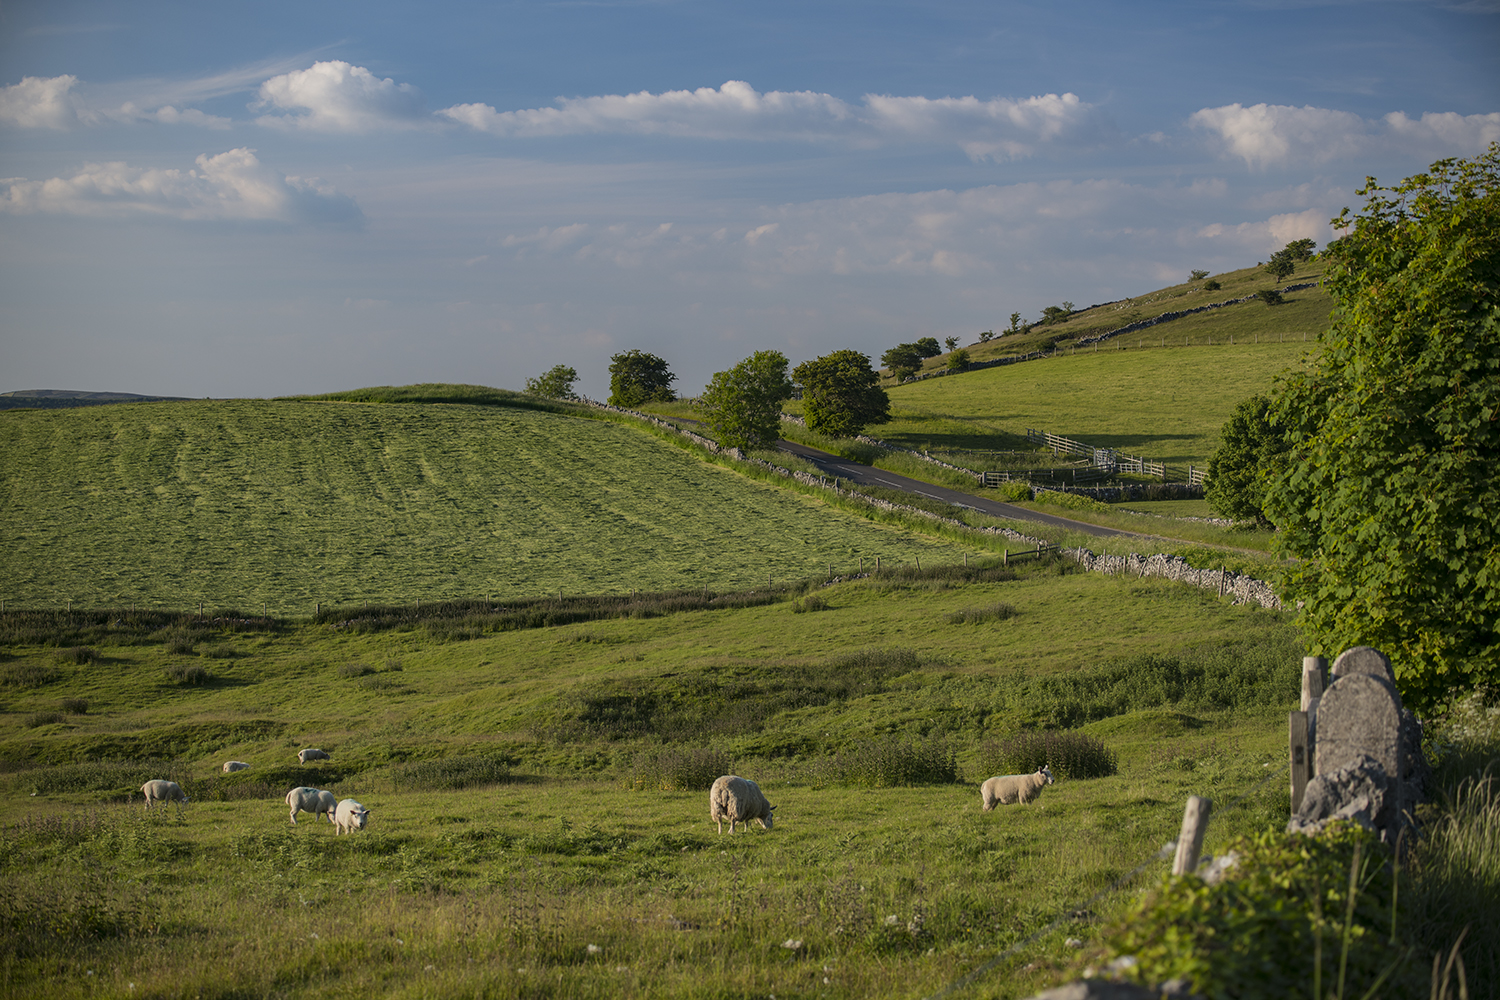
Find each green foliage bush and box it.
[622,746,732,791]
[979,730,1117,779]
[1033,489,1112,513]
[390,755,513,792]
[792,593,829,613]
[1205,394,1286,527]
[25,712,64,729]
[55,646,98,665]
[164,662,209,686]
[1203,278,1222,290]
[944,602,1018,625]
[59,697,88,715]
[809,733,959,787]
[995,479,1034,501]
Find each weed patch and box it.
[622,745,732,791]
[980,730,1117,779]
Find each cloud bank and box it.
[0,148,362,226]
[0,74,233,129]
[1191,102,1500,168]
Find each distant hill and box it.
[0,389,195,410]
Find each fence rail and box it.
[1026,427,1170,481]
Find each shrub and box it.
[1203,279,1222,290]
[792,593,829,614]
[623,746,732,792]
[995,479,1034,502]
[1255,289,1284,306]
[25,712,65,729]
[980,730,1117,779]
[164,663,208,686]
[0,663,60,689]
[944,603,1018,625]
[338,662,376,678]
[1034,489,1112,513]
[946,349,970,372]
[810,733,959,787]
[55,647,97,666]
[202,643,237,659]
[390,755,513,792]
[164,636,196,656]
[59,697,88,715]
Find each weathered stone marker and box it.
[1331,645,1395,686]
[1289,711,1312,812]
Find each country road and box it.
[775,440,1134,539]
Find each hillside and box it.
[0,398,981,610]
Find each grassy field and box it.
[0,399,987,610]
[1,558,1307,999]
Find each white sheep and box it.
[298,748,330,764]
[286,786,336,825]
[334,798,369,835]
[142,779,189,810]
[709,775,775,834]
[222,761,250,773]
[980,765,1054,810]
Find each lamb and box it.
[334,798,369,835]
[141,779,189,810]
[286,786,336,825]
[222,761,250,773]
[298,748,330,764]
[980,765,1054,810]
[709,775,775,834]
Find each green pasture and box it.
[879,341,1311,468]
[1,559,1302,999]
[0,400,983,611]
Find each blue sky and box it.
[2,1,1497,400]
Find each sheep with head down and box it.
[980,765,1054,810]
[142,779,189,811]
[298,748,330,764]
[709,775,774,834]
[286,786,336,825]
[222,761,250,773]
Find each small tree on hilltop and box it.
[1205,394,1286,528]
[978,330,996,343]
[1263,239,1316,283]
[1266,143,1500,713]
[607,350,676,407]
[1191,269,1210,282]
[1007,312,1023,335]
[1041,305,1070,325]
[944,336,959,352]
[792,350,891,438]
[881,343,924,381]
[524,364,580,400]
[697,350,794,451]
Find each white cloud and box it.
[0,148,362,226]
[255,61,428,132]
[439,80,1105,160]
[1191,102,1500,169]
[1,73,236,129]
[0,75,80,128]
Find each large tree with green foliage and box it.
[523,364,579,400]
[792,350,891,439]
[880,343,924,381]
[1266,144,1500,713]
[1204,394,1285,527]
[697,350,794,451]
[607,350,676,407]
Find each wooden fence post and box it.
[1289,711,1312,813]
[1172,796,1212,875]
[1301,656,1327,711]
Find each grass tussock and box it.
[54,646,98,665]
[622,745,733,792]
[805,732,959,787]
[980,730,1118,780]
[164,662,209,686]
[945,602,1019,625]
[791,593,830,613]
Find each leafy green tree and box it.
[979,329,996,343]
[607,350,676,407]
[1007,312,1023,335]
[696,350,794,451]
[792,350,891,438]
[1040,305,1070,325]
[1255,289,1285,306]
[913,337,941,358]
[1262,239,1315,282]
[944,336,959,352]
[1266,143,1500,713]
[1205,395,1285,527]
[881,343,924,381]
[946,348,971,372]
[1191,269,1210,281]
[523,364,579,400]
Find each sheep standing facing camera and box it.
[709,775,774,834]
[334,799,369,834]
[980,765,1054,810]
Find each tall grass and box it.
[980,731,1118,780]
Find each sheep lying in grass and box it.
[980,765,1054,810]
[286,786,336,825]
[334,798,369,834]
[298,748,330,764]
[222,761,250,773]
[142,779,189,811]
[709,775,775,834]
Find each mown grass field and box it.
[2,558,1306,999]
[0,399,984,611]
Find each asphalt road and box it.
[776,440,1133,539]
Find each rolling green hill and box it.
[0,398,981,611]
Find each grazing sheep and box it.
[222,761,250,773]
[980,765,1054,810]
[298,748,330,764]
[709,775,775,834]
[334,798,369,835]
[286,786,336,825]
[142,779,189,810]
